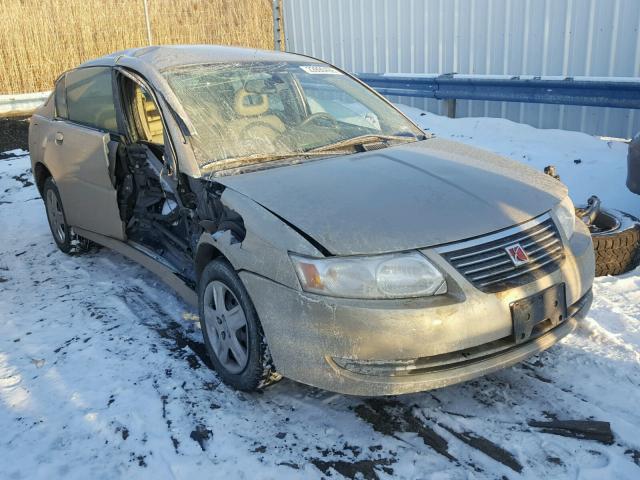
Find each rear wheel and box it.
[43,177,73,254]
[589,208,640,276]
[198,258,277,391]
[43,177,91,255]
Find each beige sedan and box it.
[29,45,594,395]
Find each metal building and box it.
[282,0,640,138]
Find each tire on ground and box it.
[198,258,277,391]
[42,177,92,255]
[589,208,640,276]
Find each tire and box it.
[43,177,74,254]
[42,177,91,255]
[589,208,640,276]
[198,258,276,391]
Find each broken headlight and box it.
[290,252,447,299]
[553,196,576,240]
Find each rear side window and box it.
[65,67,118,132]
[54,76,68,118]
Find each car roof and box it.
[78,45,321,72]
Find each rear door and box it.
[47,67,125,240]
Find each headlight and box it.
[290,252,447,299]
[554,196,576,240]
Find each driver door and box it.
[48,67,125,240]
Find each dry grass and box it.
[0,0,274,94]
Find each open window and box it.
[113,72,194,279]
[132,84,165,146]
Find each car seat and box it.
[228,89,285,147]
[135,87,164,145]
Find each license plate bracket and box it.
[510,284,567,344]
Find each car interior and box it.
[113,74,196,283]
[133,85,164,145]
[228,88,286,148]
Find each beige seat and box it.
[228,89,285,146]
[135,86,164,145]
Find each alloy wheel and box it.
[202,280,249,374]
[46,188,66,243]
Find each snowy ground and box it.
[1,113,640,479]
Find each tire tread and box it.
[593,224,640,276]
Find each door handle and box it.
[55,132,64,144]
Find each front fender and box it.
[194,187,324,289]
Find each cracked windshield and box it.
[162,61,425,169]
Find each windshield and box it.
[162,61,425,169]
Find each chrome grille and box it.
[439,215,565,293]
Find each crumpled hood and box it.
[215,138,567,255]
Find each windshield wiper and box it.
[200,133,420,173]
[200,150,350,172]
[308,134,418,153]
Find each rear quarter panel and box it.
[29,115,48,167]
[28,96,55,172]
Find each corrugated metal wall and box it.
[282,0,640,138]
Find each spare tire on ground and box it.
[586,208,640,277]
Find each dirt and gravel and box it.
[0,117,29,154]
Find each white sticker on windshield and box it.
[299,65,341,75]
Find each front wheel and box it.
[198,259,277,391]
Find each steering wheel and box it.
[299,112,338,129]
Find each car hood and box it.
[214,138,567,255]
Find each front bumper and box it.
[240,220,595,396]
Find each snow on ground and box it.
[1,115,640,480]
